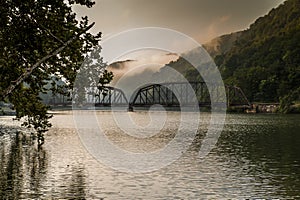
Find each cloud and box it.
[165,52,179,56]
[220,15,231,23]
[108,60,136,70]
[106,51,179,90]
[205,15,232,42]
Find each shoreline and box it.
[2,103,300,116]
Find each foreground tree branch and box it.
[1,22,95,99]
[0,1,112,145]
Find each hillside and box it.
[160,0,300,111]
[203,31,242,57]
[217,0,300,104]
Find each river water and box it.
[0,111,300,199]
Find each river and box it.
[0,111,299,199]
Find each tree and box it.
[0,0,111,144]
[73,45,113,106]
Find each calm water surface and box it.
[0,111,300,199]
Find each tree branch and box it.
[1,22,95,99]
[27,14,65,45]
[36,22,65,45]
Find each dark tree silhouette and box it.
[0,0,112,143]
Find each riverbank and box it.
[229,102,300,114]
[0,107,16,116]
[245,103,280,114]
[2,103,300,116]
[290,102,300,113]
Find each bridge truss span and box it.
[129,82,251,108]
[86,86,128,106]
[70,82,251,109]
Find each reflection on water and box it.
[0,112,300,199]
[0,130,47,199]
[0,117,87,199]
[218,114,300,198]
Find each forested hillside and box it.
[203,31,242,58]
[162,0,300,111]
[217,0,300,103]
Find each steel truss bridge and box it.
[93,86,128,107]
[85,82,251,109]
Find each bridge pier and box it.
[128,105,134,112]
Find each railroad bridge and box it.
[49,81,250,109]
[86,81,251,109]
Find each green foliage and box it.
[279,87,300,113]
[218,0,300,105]
[11,87,51,145]
[0,0,112,141]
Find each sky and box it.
[74,0,285,43]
